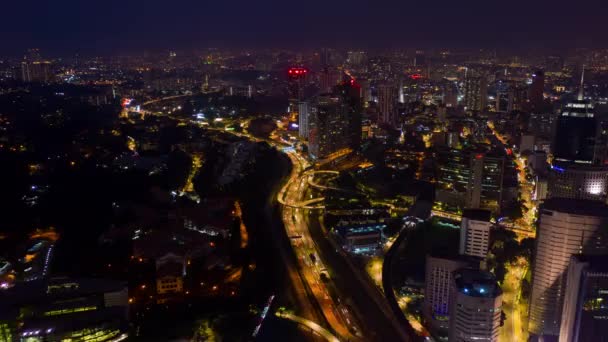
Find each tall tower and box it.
[463,74,487,112]
[298,101,311,139]
[376,82,397,126]
[423,255,472,337]
[448,269,503,342]
[529,70,545,111]
[466,153,504,213]
[528,199,608,338]
[559,254,608,342]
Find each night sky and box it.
[2,0,607,55]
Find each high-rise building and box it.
[346,51,367,67]
[466,153,504,213]
[319,67,341,93]
[507,81,528,112]
[336,79,362,151]
[298,101,311,139]
[308,94,347,159]
[287,67,308,115]
[376,82,397,126]
[448,268,503,342]
[528,198,608,338]
[529,70,545,110]
[548,164,608,202]
[423,255,473,337]
[559,254,608,342]
[463,75,487,112]
[552,97,598,165]
[20,49,52,83]
[459,209,492,258]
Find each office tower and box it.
[559,254,608,342]
[466,153,504,213]
[298,101,311,139]
[308,94,347,159]
[448,269,503,342]
[507,81,528,112]
[336,79,362,151]
[459,209,492,258]
[358,78,372,108]
[423,255,472,337]
[376,82,397,126]
[548,164,608,202]
[529,70,545,110]
[20,49,52,83]
[552,72,598,165]
[287,67,308,115]
[319,67,341,93]
[463,74,487,112]
[528,199,608,338]
[347,51,367,67]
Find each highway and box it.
[275,312,340,342]
[279,151,361,341]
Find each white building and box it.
[528,199,608,338]
[459,209,492,258]
[448,269,502,342]
[423,255,471,337]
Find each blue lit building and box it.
[333,223,386,255]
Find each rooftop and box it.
[454,268,502,298]
[542,198,608,217]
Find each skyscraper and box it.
[559,254,608,342]
[552,98,598,165]
[20,49,52,83]
[376,82,397,126]
[463,74,487,112]
[336,79,362,151]
[307,94,348,159]
[459,209,492,258]
[448,268,503,342]
[528,198,608,338]
[298,101,311,139]
[529,70,545,111]
[319,67,341,93]
[466,153,504,213]
[287,67,308,115]
[423,255,471,337]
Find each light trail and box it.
[275,312,340,342]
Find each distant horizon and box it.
[2,0,608,56]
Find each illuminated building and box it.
[155,253,185,299]
[287,67,308,115]
[448,269,502,342]
[463,74,487,112]
[20,49,52,83]
[529,199,608,338]
[466,153,504,214]
[308,94,347,159]
[459,209,492,258]
[335,79,362,150]
[376,82,397,126]
[548,164,608,202]
[334,223,385,255]
[423,255,472,337]
[346,51,367,67]
[0,277,128,342]
[298,101,311,139]
[559,254,608,342]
